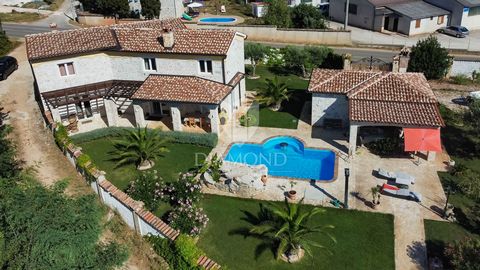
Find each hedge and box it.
[70,127,218,148]
[147,235,203,270]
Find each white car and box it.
[467,90,480,103]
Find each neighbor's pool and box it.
[199,17,237,23]
[224,136,336,181]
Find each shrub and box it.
[0,32,13,56]
[209,153,223,182]
[451,74,471,85]
[174,234,204,266]
[168,203,209,236]
[408,36,452,80]
[365,137,403,156]
[127,170,165,212]
[239,114,258,127]
[54,123,71,148]
[70,127,218,147]
[445,237,480,270]
[147,235,203,270]
[76,153,93,170]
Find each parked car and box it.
[437,26,470,38]
[467,90,480,103]
[0,56,18,81]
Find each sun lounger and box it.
[377,168,415,185]
[380,183,422,202]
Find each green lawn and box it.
[198,195,395,270]
[245,66,310,129]
[246,65,309,92]
[425,105,480,264]
[424,219,475,264]
[78,138,212,191]
[0,12,45,22]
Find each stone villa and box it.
[25,18,246,134]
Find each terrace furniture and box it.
[377,168,415,185]
[380,183,422,202]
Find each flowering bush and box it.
[127,170,164,211]
[162,173,208,236]
[168,202,209,236]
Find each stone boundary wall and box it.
[77,12,142,26]
[45,120,221,270]
[186,23,353,46]
[449,59,480,78]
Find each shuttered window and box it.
[58,62,75,76]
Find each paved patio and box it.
[204,98,450,270]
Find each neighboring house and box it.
[308,69,444,158]
[288,0,329,7]
[330,0,450,35]
[25,18,246,134]
[425,0,480,30]
[127,0,184,19]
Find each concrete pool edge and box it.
[222,135,339,183]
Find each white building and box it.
[25,18,246,134]
[308,69,444,158]
[425,0,480,30]
[127,0,184,19]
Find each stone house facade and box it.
[26,18,246,134]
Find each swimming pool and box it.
[224,136,336,181]
[199,17,237,23]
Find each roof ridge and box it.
[345,71,383,95]
[396,73,437,102]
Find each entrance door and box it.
[75,100,93,119]
[393,18,399,32]
[384,17,390,30]
[84,100,93,118]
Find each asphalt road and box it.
[4,23,479,63]
[3,23,73,37]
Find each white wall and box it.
[450,60,480,78]
[311,93,349,126]
[224,34,246,106]
[461,9,480,30]
[407,15,448,36]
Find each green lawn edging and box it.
[70,127,218,148]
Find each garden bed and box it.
[197,195,395,270]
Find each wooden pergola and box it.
[41,80,143,109]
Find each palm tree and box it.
[256,76,291,111]
[248,198,335,262]
[111,127,169,170]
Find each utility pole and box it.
[344,0,350,29]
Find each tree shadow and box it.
[228,204,278,260]
[406,241,427,268]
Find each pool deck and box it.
[205,96,450,270]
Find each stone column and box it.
[349,124,359,157]
[104,98,119,127]
[133,103,146,128]
[427,151,437,162]
[209,105,220,134]
[343,54,352,71]
[51,107,61,123]
[170,105,183,131]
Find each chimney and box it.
[162,28,174,49]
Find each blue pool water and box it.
[224,136,336,181]
[199,17,237,23]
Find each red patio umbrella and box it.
[404,128,442,152]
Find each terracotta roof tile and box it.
[228,72,245,86]
[114,28,235,55]
[25,18,236,60]
[309,68,444,127]
[132,75,233,104]
[308,69,381,94]
[350,100,444,127]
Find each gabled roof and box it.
[131,75,234,104]
[309,69,444,127]
[457,0,480,7]
[114,28,236,56]
[25,18,239,61]
[308,69,381,94]
[385,1,449,19]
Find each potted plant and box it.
[370,186,381,209]
[287,181,297,200]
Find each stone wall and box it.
[187,24,352,46]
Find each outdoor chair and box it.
[380,183,422,202]
[377,168,415,185]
